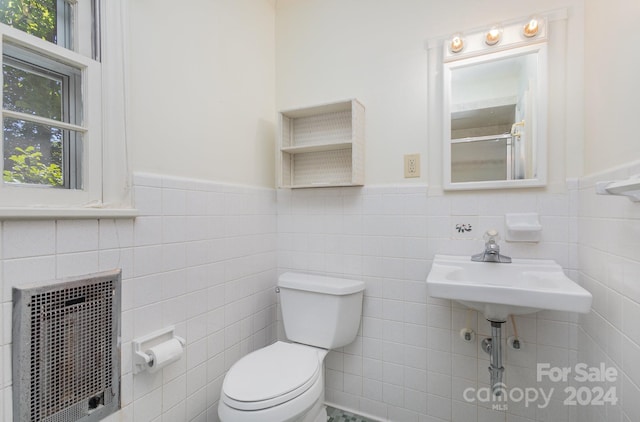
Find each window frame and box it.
[0,0,136,218]
[0,23,101,207]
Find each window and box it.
[0,0,130,214]
[3,45,83,189]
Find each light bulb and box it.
[485,26,502,46]
[523,18,539,38]
[450,34,464,53]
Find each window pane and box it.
[3,61,63,120]
[3,116,63,187]
[0,0,99,58]
[2,46,82,190]
[0,0,58,44]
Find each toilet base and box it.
[295,387,326,422]
[313,405,327,422]
[300,401,326,422]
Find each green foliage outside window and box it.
[1,0,65,187]
[0,0,57,43]
[3,145,62,186]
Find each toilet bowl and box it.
[218,341,328,422]
[218,272,365,422]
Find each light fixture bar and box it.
[444,16,547,61]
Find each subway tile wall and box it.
[277,184,581,422]
[577,161,640,422]
[0,172,278,422]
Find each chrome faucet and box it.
[471,229,512,263]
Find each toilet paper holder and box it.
[133,326,185,374]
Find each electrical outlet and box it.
[404,154,420,178]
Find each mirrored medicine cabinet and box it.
[439,18,549,191]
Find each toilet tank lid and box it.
[278,272,365,295]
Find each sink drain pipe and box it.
[481,321,505,396]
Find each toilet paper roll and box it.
[146,338,183,373]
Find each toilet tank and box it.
[278,272,365,349]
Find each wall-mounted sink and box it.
[426,254,592,321]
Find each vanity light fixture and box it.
[523,18,540,38]
[485,26,503,46]
[441,15,548,62]
[450,33,465,53]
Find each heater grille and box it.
[13,270,121,422]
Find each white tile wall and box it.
[2,165,636,422]
[277,184,580,422]
[0,172,278,422]
[577,161,640,422]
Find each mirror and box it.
[443,43,548,190]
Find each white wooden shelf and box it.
[277,99,365,189]
[280,141,354,154]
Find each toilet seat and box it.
[222,341,322,411]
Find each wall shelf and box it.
[277,99,365,188]
[280,141,354,154]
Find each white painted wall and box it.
[584,0,640,174]
[121,0,640,188]
[275,0,585,187]
[127,0,276,188]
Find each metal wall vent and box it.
[13,270,121,422]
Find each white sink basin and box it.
[426,254,592,321]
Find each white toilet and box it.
[218,272,365,422]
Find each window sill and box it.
[0,207,138,220]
